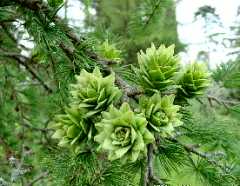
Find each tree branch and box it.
[11,0,142,99]
[59,40,143,100]
[19,119,52,133]
[207,95,239,108]
[26,171,48,186]
[143,0,162,29]
[167,137,229,171]
[144,144,165,186]
[6,0,232,184]
[0,51,53,93]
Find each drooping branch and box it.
[0,51,53,93]
[2,2,221,185]
[59,39,143,100]
[10,0,142,99]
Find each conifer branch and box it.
[168,137,229,171]
[145,144,165,186]
[26,171,48,186]
[11,0,142,99]
[0,1,238,186]
[19,119,52,133]
[207,95,239,108]
[0,23,31,50]
[143,0,162,29]
[0,51,53,93]
[59,41,143,99]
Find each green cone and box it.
[139,93,182,137]
[94,103,154,162]
[50,106,93,153]
[97,40,121,63]
[70,67,122,117]
[134,43,180,93]
[178,63,210,98]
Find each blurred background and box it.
[56,0,240,68]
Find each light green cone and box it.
[139,93,182,137]
[94,103,154,163]
[70,67,122,116]
[134,43,180,93]
[178,63,210,98]
[97,40,121,63]
[50,106,93,153]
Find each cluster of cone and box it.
[50,68,122,153]
[50,43,209,162]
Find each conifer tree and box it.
[0,0,240,186]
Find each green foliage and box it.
[50,44,210,165]
[83,0,185,62]
[0,0,240,185]
[184,102,240,160]
[165,157,235,186]
[213,59,240,88]
[154,139,188,175]
[41,149,141,186]
[153,101,240,185]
